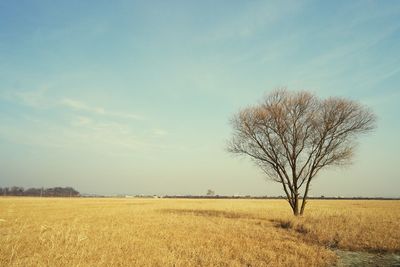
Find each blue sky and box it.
[0,0,399,196]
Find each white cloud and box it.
[61,98,144,120]
[0,90,173,156]
[201,1,303,42]
[153,129,168,137]
[1,87,51,108]
[0,114,160,156]
[71,116,93,126]
[1,89,144,121]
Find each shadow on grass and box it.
[161,209,261,220]
[124,202,154,205]
[270,218,293,229]
[269,218,310,235]
[269,219,400,254]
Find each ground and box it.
[0,197,399,266]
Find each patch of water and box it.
[334,250,400,267]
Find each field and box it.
[1,198,399,266]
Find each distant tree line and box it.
[0,186,80,197]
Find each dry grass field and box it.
[0,197,399,266]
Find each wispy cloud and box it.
[0,89,172,155]
[0,113,168,156]
[201,1,303,42]
[153,129,168,137]
[1,89,144,121]
[61,98,144,120]
[1,87,51,108]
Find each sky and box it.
[0,0,399,197]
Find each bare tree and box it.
[228,89,376,215]
[207,189,215,196]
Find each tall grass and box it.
[0,198,399,266]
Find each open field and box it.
[0,198,399,266]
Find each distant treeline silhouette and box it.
[0,186,80,197]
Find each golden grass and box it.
[0,197,399,266]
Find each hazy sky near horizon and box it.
[0,1,399,197]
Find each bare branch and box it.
[227,89,376,215]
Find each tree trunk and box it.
[300,198,306,215]
[300,177,312,215]
[300,192,308,215]
[293,194,300,216]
